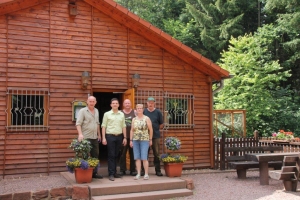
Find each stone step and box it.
[92,188,193,200]
[89,178,187,196]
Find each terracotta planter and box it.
[74,168,93,183]
[163,163,184,177]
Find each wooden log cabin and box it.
[0,0,229,178]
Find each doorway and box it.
[93,92,122,167]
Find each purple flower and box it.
[80,160,89,170]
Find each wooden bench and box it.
[226,146,283,179]
[269,155,300,191]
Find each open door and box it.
[122,88,135,109]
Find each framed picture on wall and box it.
[72,100,87,121]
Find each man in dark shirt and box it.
[120,99,137,176]
[143,96,164,176]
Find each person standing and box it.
[143,97,164,176]
[101,98,127,181]
[130,104,153,180]
[76,96,103,179]
[120,99,137,176]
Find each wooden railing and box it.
[214,133,300,170]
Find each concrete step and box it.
[92,188,193,200]
[89,177,187,196]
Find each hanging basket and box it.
[74,168,93,183]
[163,163,184,177]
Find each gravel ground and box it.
[1,170,300,200]
[178,170,300,200]
[0,175,71,195]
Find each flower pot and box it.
[74,168,93,183]
[163,163,184,177]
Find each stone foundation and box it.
[0,186,89,200]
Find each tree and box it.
[185,0,258,61]
[214,24,299,136]
[264,0,300,93]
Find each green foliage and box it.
[264,0,300,94]
[185,0,257,61]
[215,24,300,136]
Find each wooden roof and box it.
[0,0,230,81]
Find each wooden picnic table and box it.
[245,152,300,185]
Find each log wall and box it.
[0,0,212,177]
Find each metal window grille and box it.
[135,90,195,129]
[164,92,195,129]
[6,88,50,132]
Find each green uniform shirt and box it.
[101,110,126,134]
[76,107,100,139]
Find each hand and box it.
[130,141,133,148]
[102,138,107,145]
[123,138,127,146]
[149,140,152,146]
[78,134,84,142]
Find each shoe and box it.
[156,172,163,176]
[143,175,149,180]
[120,171,126,176]
[109,175,115,181]
[140,171,145,176]
[130,171,137,176]
[134,174,140,180]
[114,174,121,178]
[92,174,103,179]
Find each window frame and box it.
[6,88,49,132]
[163,93,195,129]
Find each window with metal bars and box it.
[135,90,194,129]
[164,92,194,129]
[6,88,49,132]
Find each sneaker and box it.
[92,174,103,179]
[143,175,149,180]
[109,175,115,181]
[134,174,140,180]
[156,172,163,176]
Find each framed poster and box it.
[72,100,87,121]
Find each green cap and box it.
[147,97,155,102]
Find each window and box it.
[164,93,194,129]
[135,90,195,129]
[6,88,49,131]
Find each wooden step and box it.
[89,178,187,196]
[281,166,297,172]
[92,188,193,200]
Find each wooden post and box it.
[254,130,259,140]
[220,132,226,170]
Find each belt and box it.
[106,133,122,136]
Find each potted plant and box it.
[271,130,294,144]
[66,138,99,183]
[160,136,188,177]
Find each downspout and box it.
[213,75,234,95]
